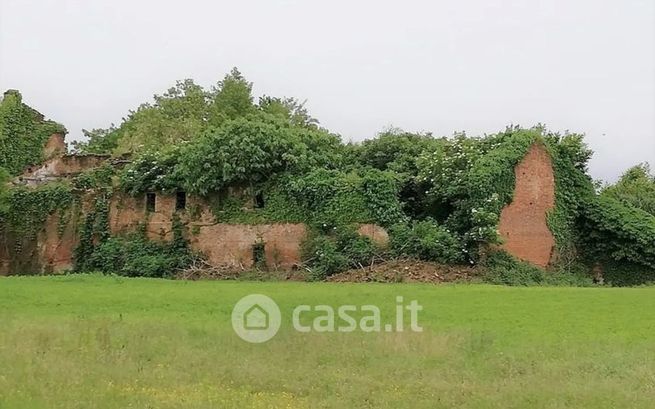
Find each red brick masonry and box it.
[497,143,556,267]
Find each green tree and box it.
[579,195,655,270]
[356,128,440,173]
[352,128,446,219]
[208,67,255,126]
[259,96,319,128]
[176,113,313,195]
[71,126,121,154]
[173,109,343,194]
[602,163,655,216]
[74,80,209,155]
[114,79,209,154]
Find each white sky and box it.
[1,0,653,182]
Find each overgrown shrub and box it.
[86,234,192,278]
[600,261,655,287]
[578,196,655,270]
[175,114,342,195]
[335,229,381,268]
[302,234,348,280]
[482,251,548,286]
[389,220,464,263]
[283,168,406,228]
[74,203,196,278]
[73,164,115,190]
[120,148,182,195]
[302,227,382,280]
[601,163,655,217]
[482,251,594,286]
[0,167,10,213]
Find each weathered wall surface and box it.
[358,223,390,247]
[0,202,83,275]
[110,192,307,269]
[2,142,558,274]
[37,210,82,273]
[1,191,311,274]
[191,223,307,270]
[18,155,109,186]
[43,133,67,159]
[497,143,556,267]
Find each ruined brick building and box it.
[0,131,557,275]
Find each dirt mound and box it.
[328,260,480,284]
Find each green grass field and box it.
[1,275,655,408]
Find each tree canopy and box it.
[4,67,655,283]
[602,163,655,216]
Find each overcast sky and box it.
[1,0,653,182]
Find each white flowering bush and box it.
[416,127,567,256]
[119,148,181,195]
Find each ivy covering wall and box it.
[415,126,596,264]
[0,90,65,175]
[2,74,654,285]
[0,183,76,274]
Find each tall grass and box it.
[1,275,654,408]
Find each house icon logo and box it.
[232,294,281,343]
[244,304,269,330]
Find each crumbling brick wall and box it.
[43,133,67,159]
[497,143,556,267]
[109,192,308,270]
[1,141,558,275]
[17,154,109,186]
[5,139,564,274]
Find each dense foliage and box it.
[0,183,76,274]
[0,167,9,213]
[302,227,382,280]
[602,163,655,216]
[579,196,655,270]
[281,168,405,228]
[72,68,321,157]
[0,90,65,175]
[2,68,654,285]
[74,194,195,278]
[81,226,196,278]
[482,250,594,287]
[175,114,342,195]
[389,220,464,264]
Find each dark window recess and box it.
[176,191,187,211]
[217,188,229,205]
[252,242,266,269]
[146,192,156,212]
[254,192,265,208]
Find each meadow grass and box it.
[1,274,654,408]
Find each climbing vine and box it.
[415,126,596,266]
[72,164,115,190]
[0,90,66,175]
[75,211,197,278]
[578,196,655,270]
[74,192,111,271]
[0,183,75,273]
[2,78,654,286]
[208,168,406,229]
